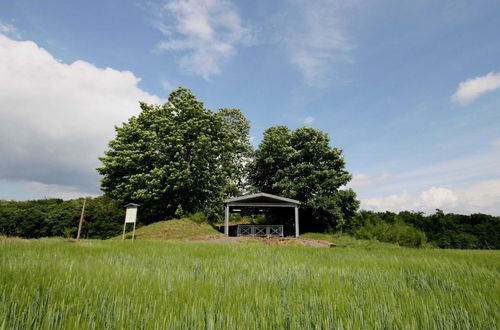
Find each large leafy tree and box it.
[97,87,251,222]
[249,126,359,231]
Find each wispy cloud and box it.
[491,137,500,147]
[452,71,500,105]
[303,116,315,124]
[160,79,175,92]
[354,144,500,199]
[350,173,391,188]
[153,0,251,80]
[353,143,500,215]
[28,182,99,200]
[282,1,355,86]
[0,20,21,39]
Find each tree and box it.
[248,126,359,231]
[0,197,124,239]
[97,87,251,222]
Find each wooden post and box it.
[294,206,299,238]
[224,204,229,236]
[122,222,127,240]
[132,221,136,241]
[76,198,86,240]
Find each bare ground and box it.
[182,235,338,247]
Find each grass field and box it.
[1,238,499,329]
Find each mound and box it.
[120,218,223,241]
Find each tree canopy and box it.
[0,196,124,239]
[97,87,251,222]
[248,126,359,231]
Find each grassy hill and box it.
[120,219,405,248]
[120,218,222,240]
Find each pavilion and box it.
[223,192,301,237]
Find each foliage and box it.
[249,126,359,231]
[351,210,500,249]
[0,196,124,239]
[354,220,427,247]
[189,212,208,224]
[1,239,499,328]
[97,87,252,223]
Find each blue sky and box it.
[1,0,499,214]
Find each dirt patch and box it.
[181,235,241,244]
[184,235,336,247]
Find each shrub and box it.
[355,221,427,247]
[190,212,208,224]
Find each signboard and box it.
[125,207,137,223]
[123,203,139,240]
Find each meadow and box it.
[1,238,499,329]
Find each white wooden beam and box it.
[224,204,229,236]
[226,203,297,208]
[294,206,299,238]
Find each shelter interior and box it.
[223,193,300,237]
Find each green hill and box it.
[120,218,222,241]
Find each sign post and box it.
[123,203,139,240]
[76,198,86,241]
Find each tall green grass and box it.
[1,238,499,329]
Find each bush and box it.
[189,212,208,224]
[349,210,500,249]
[355,221,427,247]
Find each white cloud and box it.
[0,34,161,198]
[452,71,500,105]
[282,1,354,86]
[350,173,391,188]
[363,191,412,212]
[303,116,315,124]
[0,20,21,38]
[459,179,500,214]
[154,0,251,79]
[362,179,500,215]
[419,187,458,208]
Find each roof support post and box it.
[294,206,299,238]
[224,204,229,236]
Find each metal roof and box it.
[224,192,300,205]
[124,203,140,208]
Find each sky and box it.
[1,0,499,215]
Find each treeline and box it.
[0,197,124,239]
[347,210,500,249]
[1,198,499,249]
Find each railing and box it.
[237,225,284,237]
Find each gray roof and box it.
[124,203,140,208]
[224,192,300,205]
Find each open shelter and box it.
[224,192,301,237]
